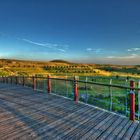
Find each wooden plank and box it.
[0,95,81,138]
[69,113,113,140]
[97,117,127,140]
[0,92,81,116]
[112,120,132,139]
[122,121,139,140]
[0,84,139,140]
[0,85,87,138]
[82,114,120,140]
[39,108,102,140]
[56,112,109,140]
[131,124,140,140]
[7,107,91,137]
[0,99,82,132]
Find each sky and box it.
[0,0,140,65]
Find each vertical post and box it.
[33,76,36,92]
[125,79,128,116]
[2,76,4,83]
[23,76,25,86]
[3,76,5,83]
[74,76,79,103]
[43,79,46,92]
[66,75,68,97]
[4,76,6,83]
[16,76,18,85]
[138,81,140,120]
[11,76,12,84]
[85,76,88,103]
[109,79,112,111]
[54,79,56,93]
[6,77,8,84]
[48,75,51,94]
[130,80,135,121]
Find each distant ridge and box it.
[50,59,71,64]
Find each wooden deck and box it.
[0,84,140,140]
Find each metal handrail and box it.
[0,76,140,90]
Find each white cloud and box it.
[58,49,66,52]
[106,56,114,59]
[127,48,140,52]
[86,48,103,54]
[22,39,49,47]
[86,48,93,51]
[127,49,131,52]
[21,38,68,53]
[106,53,137,59]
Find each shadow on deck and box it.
[0,83,140,140]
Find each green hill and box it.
[0,58,140,78]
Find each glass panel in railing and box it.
[111,87,127,115]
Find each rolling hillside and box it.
[0,59,140,78]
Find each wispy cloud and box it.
[86,48,93,51]
[21,38,69,53]
[22,39,49,47]
[86,48,103,54]
[127,48,140,52]
[57,49,66,52]
[106,53,137,59]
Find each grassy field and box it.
[0,59,140,79]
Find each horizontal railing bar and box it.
[50,78,140,90]
[0,76,140,90]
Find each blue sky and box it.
[0,0,140,64]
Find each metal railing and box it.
[0,75,140,121]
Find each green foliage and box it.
[0,71,8,76]
[35,74,44,77]
[0,59,140,78]
[17,72,28,76]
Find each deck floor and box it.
[0,83,140,140]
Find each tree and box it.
[116,75,119,79]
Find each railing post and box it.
[74,76,79,103]
[48,75,51,94]
[125,79,128,116]
[6,77,8,84]
[4,76,6,83]
[33,76,36,92]
[3,76,5,83]
[85,76,88,103]
[66,75,68,97]
[2,76,4,83]
[16,76,18,85]
[23,76,25,86]
[130,80,135,121]
[11,77,12,84]
[138,81,140,120]
[109,79,112,111]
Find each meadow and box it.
[0,59,140,78]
